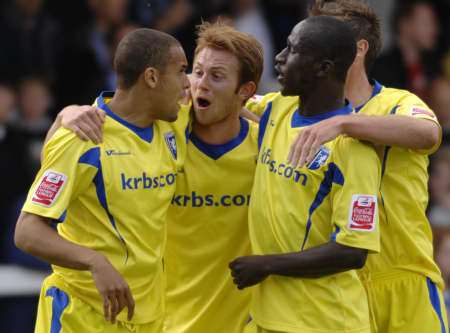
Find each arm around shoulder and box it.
[341,114,441,151]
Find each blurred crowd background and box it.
[0,0,450,331]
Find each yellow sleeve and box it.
[22,128,98,220]
[245,92,280,117]
[330,138,381,253]
[395,93,442,154]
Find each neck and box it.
[108,89,155,127]
[192,112,241,145]
[300,82,345,116]
[345,65,373,108]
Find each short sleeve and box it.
[22,128,98,220]
[245,92,280,117]
[330,138,381,253]
[394,93,441,154]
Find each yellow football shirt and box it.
[356,81,444,288]
[249,93,381,333]
[164,117,258,333]
[22,91,188,324]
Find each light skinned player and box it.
[15,28,189,333]
[164,22,262,333]
[42,22,263,333]
[230,16,381,333]
[286,1,447,332]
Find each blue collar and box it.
[97,91,154,143]
[189,117,249,160]
[291,101,353,128]
[355,80,383,113]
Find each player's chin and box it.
[280,86,296,97]
[162,110,179,122]
[165,113,179,122]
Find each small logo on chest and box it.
[164,132,177,160]
[105,150,131,156]
[307,146,330,170]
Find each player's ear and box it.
[355,39,369,62]
[317,60,333,78]
[238,81,257,103]
[144,67,159,88]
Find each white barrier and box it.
[0,265,48,297]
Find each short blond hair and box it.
[195,21,264,89]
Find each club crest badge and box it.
[164,132,177,160]
[307,146,330,170]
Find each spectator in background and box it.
[228,0,278,93]
[55,0,129,109]
[0,84,49,333]
[0,80,51,273]
[0,84,29,211]
[0,0,62,85]
[0,84,29,263]
[429,148,450,227]
[429,78,450,141]
[261,0,306,54]
[13,76,53,179]
[130,0,196,61]
[372,0,440,99]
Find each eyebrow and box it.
[194,62,228,72]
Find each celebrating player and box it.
[230,16,381,333]
[39,22,263,333]
[286,1,447,332]
[164,22,262,333]
[14,29,189,333]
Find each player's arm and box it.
[15,212,134,323]
[231,139,381,290]
[43,105,105,147]
[230,242,366,289]
[33,129,133,323]
[288,114,440,167]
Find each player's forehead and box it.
[166,45,188,69]
[289,22,306,45]
[194,47,239,72]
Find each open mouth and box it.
[196,97,211,108]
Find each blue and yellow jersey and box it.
[164,117,258,333]
[22,91,189,324]
[356,81,444,288]
[248,93,381,333]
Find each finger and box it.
[293,131,310,167]
[299,134,315,167]
[124,288,135,321]
[108,293,119,323]
[72,125,90,141]
[77,119,102,144]
[103,296,111,322]
[115,291,127,320]
[305,142,320,166]
[86,107,104,129]
[288,133,303,166]
[95,107,106,123]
